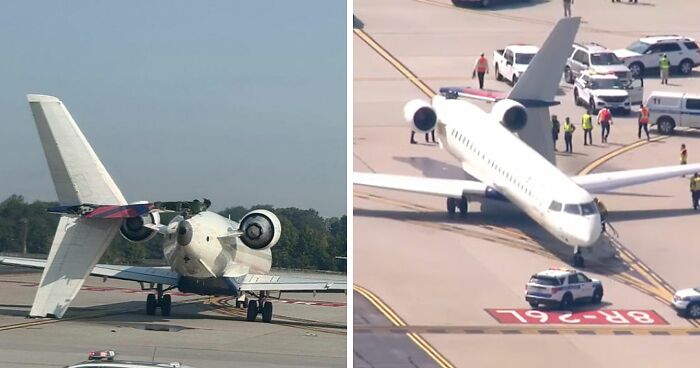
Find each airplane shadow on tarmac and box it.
[355,203,632,277]
[452,0,549,11]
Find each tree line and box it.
[0,195,346,272]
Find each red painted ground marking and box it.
[276,299,346,307]
[486,308,668,325]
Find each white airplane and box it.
[0,94,346,321]
[354,17,700,267]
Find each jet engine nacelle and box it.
[491,99,528,132]
[238,209,281,251]
[120,212,160,243]
[404,99,438,133]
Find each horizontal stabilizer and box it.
[48,203,156,218]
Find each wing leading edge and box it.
[573,163,700,193]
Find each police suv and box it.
[573,71,643,114]
[525,268,604,309]
[646,91,700,134]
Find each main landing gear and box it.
[447,196,469,218]
[573,246,585,268]
[146,283,173,317]
[246,291,274,323]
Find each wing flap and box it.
[573,163,700,192]
[354,172,488,198]
[238,274,346,292]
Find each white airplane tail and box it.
[505,18,581,164]
[27,95,126,318]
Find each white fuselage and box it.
[163,211,272,279]
[433,95,601,247]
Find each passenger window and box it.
[660,43,681,52]
[684,41,699,50]
[686,99,700,110]
[574,50,588,64]
[645,44,662,54]
[549,201,562,211]
[564,204,581,215]
[568,275,579,284]
[577,274,591,283]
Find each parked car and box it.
[573,71,643,114]
[493,44,539,85]
[564,42,632,84]
[645,91,700,134]
[615,35,700,77]
[672,287,700,318]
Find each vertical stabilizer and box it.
[505,18,581,163]
[26,95,125,318]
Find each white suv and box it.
[646,91,700,134]
[573,71,643,114]
[672,287,700,318]
[525,268,603,309]
[615,35,700,77]
[564,42,632,84]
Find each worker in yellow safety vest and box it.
[582,110,593,146]
[690,173,700,210]
[472,53,489,90]
[563,117,576,153]
[659,54,670,85]
[638,104,650,140]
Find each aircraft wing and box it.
[0,257,180,286]
[354,172,488,198]
[237,273,346,292]
[572,163,700,192]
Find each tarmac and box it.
[353,0,700,367]
[0,267,346,368]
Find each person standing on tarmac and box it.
[638,103,650,140]
[410,130,436,144]
[594,197,608,232]
[563,0,573,17]
[472,53,489,90]
[582,109,593,145]
[659,54,671,85]
[690,173,700,210]
[597,107,613,143]
[551,115,561,151]
[563,117,575,153]
[681,144,688,165]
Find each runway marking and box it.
[353,28,436,98]
[413,0,643,37]
[207,297,346,336]
[486,308,668,325]
[356,324,700,336]
[354,285,455,368]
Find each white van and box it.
[646,91,700,134]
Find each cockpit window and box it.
[548,201,562,211]
[564,204,581,215]
[581,202,598,215]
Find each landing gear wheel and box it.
[573,252,585,268]
[447,198,457,217]
[559,293,573,310]
[247,300,259,322]
[146,293,156,316]
[529,301,538,308]
[161,294,172,316]
[592,287,603,304]
[687,302,700,318]
[261,302,273,323]
[458,197,468,218]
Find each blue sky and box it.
[0,1,347,217]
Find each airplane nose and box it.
[577,216,601,246]
[177,221,193,246]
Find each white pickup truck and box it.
[494,45,539,85]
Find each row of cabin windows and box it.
[451,128,533,198]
